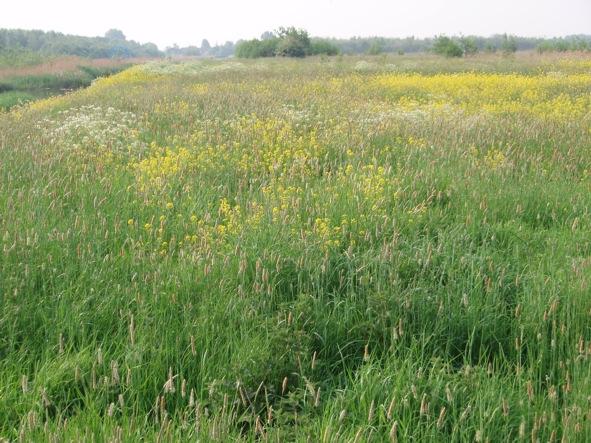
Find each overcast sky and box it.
[3,0,590,49]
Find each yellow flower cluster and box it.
[469,147,509,172]
[483,149,508,170]
[312,218,342,250]
[130,146,194,194]
[263,183,303,224]
[370,72,591,120]
[336,162,400,218]
[90,66,162,91]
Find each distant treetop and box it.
[104,29,126,41]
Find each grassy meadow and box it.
[1,53,591,441]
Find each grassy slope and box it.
[1,54,591,441]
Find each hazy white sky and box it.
[3,0,590,48]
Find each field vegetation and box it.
[0,57,137,110]
[1,53,591,441]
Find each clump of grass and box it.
[0,82,15,93]
[0,90,35,110]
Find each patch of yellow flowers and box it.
[130,145,194,194]
[35,58,590,260]
[370,72,591,119]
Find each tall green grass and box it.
[0,90,35,110]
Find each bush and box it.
[484,44,497,53]
[432,36,463,58]
[236,28,323,59]
[235,38,279,58]
[275,27,311,58]
[0,90,35,110]
[310,39,340,56]
[0,82,15,93]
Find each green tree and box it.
[275,27,310,58]
[501,34,517,55]
[310,39,340,56]
[367,39,384,55]
[460,36,478,56]
[260,31,275,41]
[105,29,126,41]
[432,36,463,58]
[484,43,497,53]
[201,39,211,53]
[235,38,279,58]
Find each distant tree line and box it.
[430,34,591,57]
[325,34,591,56]
[536,37,591,53]
[164,39,236,58]
[0,29,161,58]
[234,31,591,59]
[2,28,590,62]
[432,34,518,58]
